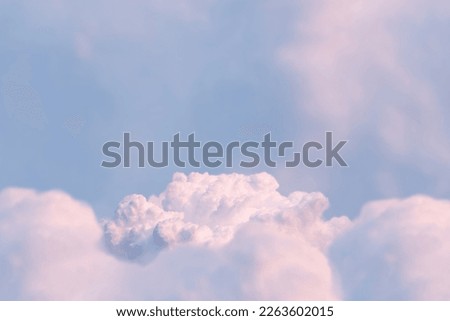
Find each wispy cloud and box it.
[281,0,450,164]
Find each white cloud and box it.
[103,172,349,299]
[2,173,450,300]
[331,195,450,300]
[0,188,123,300]
[0,172,349,300]
[104,172,349,258]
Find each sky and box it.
[0,0,450,300]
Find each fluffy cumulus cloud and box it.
[0,172,349,300]
[1,172,450,300]
[104,172,349,299]
[331,195,450,300]
[0,188,123,300]
[104,172,348,260]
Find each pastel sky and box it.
[0,0,449,300]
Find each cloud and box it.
[103,172,350,300]
[331,195,450,300]
[124,220,341,300]
[0,188,123,300]
[281,0,450,166]
[104,172,349,257]
[1,172,450,300]
[0,172,349,300]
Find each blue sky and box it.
[2,0,448,219]
[1,0,305,216]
